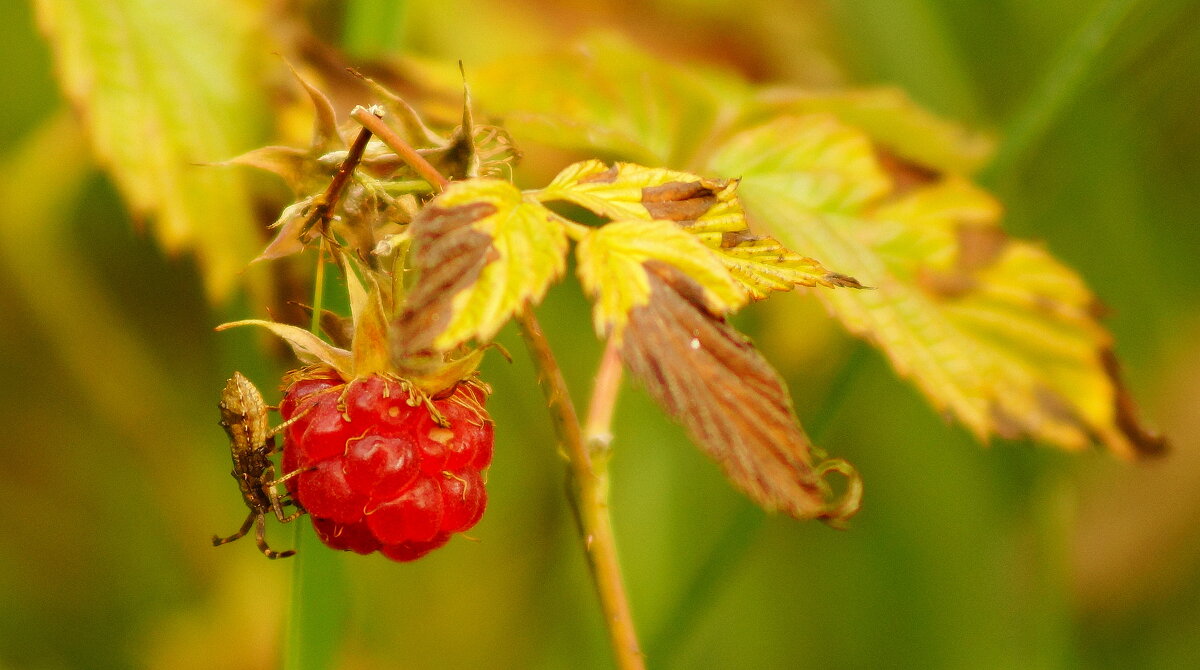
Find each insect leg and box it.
[212,512,255,547]
[265,401,317,442]
[255,513,295,559]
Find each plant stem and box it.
[309,239,327,333]
[584,339,624,451]
[351,105,450,191]
[516,309,645,670]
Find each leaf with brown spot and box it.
[542,159,863,299]
[620,263,858,522]
[392,179,568,359]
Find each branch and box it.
[350,105,451,191]
[517,308,645,670]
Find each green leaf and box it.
[707,114,1166,458]
[393,179,568,354]
[575,218,745,340]
[35,0,268,300]
[542,159,863,299]
[467,33,751,167]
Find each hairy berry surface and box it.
[280,369,492,561]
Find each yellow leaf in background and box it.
[575,219,745,341]
[393,179,568,355]
[36,0,269,300]
[708,114,1166,458]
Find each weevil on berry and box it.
[212,372,310,559]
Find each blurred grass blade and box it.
[285,523,349,670]
[982,0,1142,182]
[35,0,268,300]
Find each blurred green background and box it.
[3,0,1199,668]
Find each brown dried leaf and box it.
[620,262,858,522]
[392,200,496,360]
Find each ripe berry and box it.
[279,367,493,561]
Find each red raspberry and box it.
[279,368,492,561]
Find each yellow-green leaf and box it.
[716,232,865,298]
[543,159,863,299]
[36,0,268,300]
[466,33,751,167]
[576,219,745,341]
[538,159,744,229]
[754,87,995,175]
[393,179,568,354]
[707,114,1166,458]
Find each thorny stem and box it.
[351,105,451,191]
[516,308,645,670]
[303,124,374,237]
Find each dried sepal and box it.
[255,195,318,262]
[213,145,310,194]
[217,320,353,378]
[351,70,448,149]
[284,62,342,154]
[620,263,859,522]
[350,282,392,377]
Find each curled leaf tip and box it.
[815,458,863,529]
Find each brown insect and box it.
[212,372,308,559]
